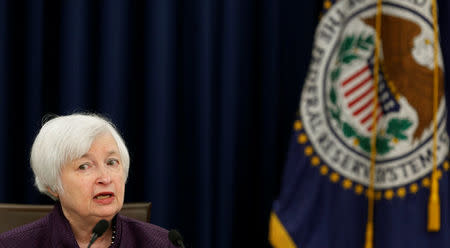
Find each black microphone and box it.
[168,229,186,248]
[87,219,109,248]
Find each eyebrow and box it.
[80,150,119,158]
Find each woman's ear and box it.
[47,187,59,199]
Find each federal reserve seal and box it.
[300,0,448,190]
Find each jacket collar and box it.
[48,202,122,248]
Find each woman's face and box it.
[55,132,125,224]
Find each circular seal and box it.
[300,0,448,189]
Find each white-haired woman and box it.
[0,113,178,248]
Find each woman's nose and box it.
[96,165,112,184]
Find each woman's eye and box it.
[78,164,89,170]
[107,159,119,166]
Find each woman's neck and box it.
[60,208,113,248]
[71,223,113,248]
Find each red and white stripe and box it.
[340,65,382,132]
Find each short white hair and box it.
[30,113,130,199]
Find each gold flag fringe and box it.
[428,0,441,232]
[364,0,383,247]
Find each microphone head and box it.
[168,229,184,247]
[92,219,109,237]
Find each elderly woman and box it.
[0,114,178,248]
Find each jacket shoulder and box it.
[118,215,177,247]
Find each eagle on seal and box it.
[363,14,444,140]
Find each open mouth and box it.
[94,192,114,199]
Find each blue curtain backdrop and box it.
[0,0,320,247]
[1,0,450,247]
